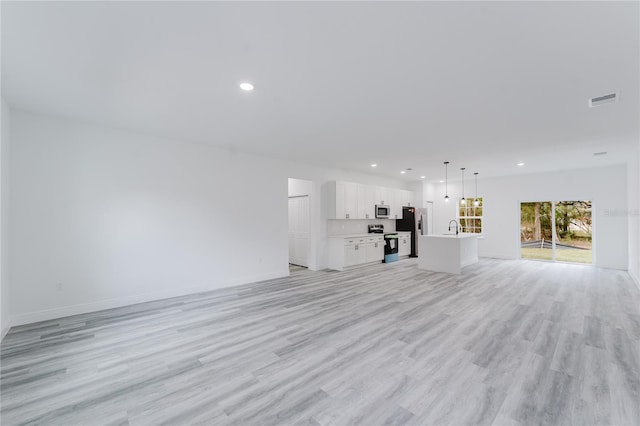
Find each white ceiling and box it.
[2,1,638,182]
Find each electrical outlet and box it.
[56,283,63,291]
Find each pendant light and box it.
[474,173,479,206]
[444,161,450,202]
[460,168,466,205]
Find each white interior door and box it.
[288,196,310,267]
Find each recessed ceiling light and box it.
[371,163,377,167]
[439,180,444,183]
[420,176,426,179]
[517,162,525,166]
[400,171,406,174]
[239,82,254,91]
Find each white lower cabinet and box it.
[345,243,365,267]
[364,241,385,263]
[328,235,385,271]
[398,233,411,257]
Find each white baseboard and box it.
[1,325,10,341]
[596,263,627,271]
[10,269,289,327]
[630,269,639,290]
[479,253,518,260]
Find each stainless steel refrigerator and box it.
[395,206,429,257]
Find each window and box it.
[458,197,483,234]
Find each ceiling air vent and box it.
[589,92,618,108]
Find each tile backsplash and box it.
[328,219,397,236]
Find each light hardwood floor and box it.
[1,259,639,425]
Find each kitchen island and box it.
[418,233,479,274]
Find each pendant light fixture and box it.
[444,161,450,202]
[474,173,479,206]
[460,168,466,205]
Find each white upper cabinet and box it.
[330,181,358,219]
[357,184,376,219]
[392,190,415,219]
[389,190,402,219]
[328,181,415,220]
[343,182,357,218]
[399,189,415,207]
[375,186,390,206]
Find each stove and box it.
[368,224,384,234]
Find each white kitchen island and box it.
[418,234,479,274]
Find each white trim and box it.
[479,253,517,260]
[596,263,628,271]
[1,324,10,341]
[630,269,639,290]
[10,270,289,327]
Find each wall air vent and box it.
[593,151,608,156]
[589,92,618,108]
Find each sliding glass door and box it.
[554,201,592,263]
[520,202,553,261]
[520,200,592,264]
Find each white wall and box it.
[629,146,640,286]
[10,111,410,325]
[427,166,629,270]
[327,219,396,236]
[1,98,11,338]
[408,181,424,208]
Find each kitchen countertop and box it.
[425,233,480,239]
[328,231,410,239]
[328,233,385,238]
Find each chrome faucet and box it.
[448,220,459,235]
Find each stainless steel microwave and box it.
[375,205,390,219]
